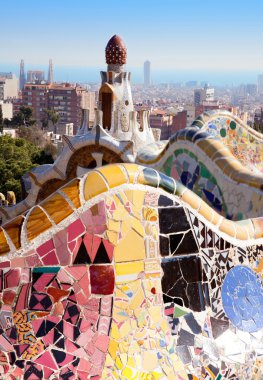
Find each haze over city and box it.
[1,0,263,85]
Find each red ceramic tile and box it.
[89,265,114,295]
[41,250,59,266]
[2,290,16,305]
[37,239,54,257]
[67,219,85,242]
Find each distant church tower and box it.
[19,59,25,91]
[48,59,54,84]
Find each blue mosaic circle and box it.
[222,266,263,333]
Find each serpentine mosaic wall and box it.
[192,110,263,174]
[0,164,262,379]
[137,111,263,220]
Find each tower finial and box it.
[105,35,127,65]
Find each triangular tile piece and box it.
[93,241,111,263]
[103,240,114,262]
[73,241,91,264]
[90,236,101,262]
[14,344,30,357]
[83,233,92,256]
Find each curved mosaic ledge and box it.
[137,111,263,220]
[0,164,262,256]
[0,164,262,379]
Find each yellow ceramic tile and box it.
[84,171,108,200]
[148,306,163,324]
[41,193,73,225]
[108,339,119,360]
[108,219,121,232]
[129,287,145,310]
[131,217,145,237]
[26,206,53,241]
[106,230,118,246]
[114,229,146,263]
[124,190,134,204]
[110,322,121,340]
[3,215,24,249]
[0,228,10,255]
[98,164,128,188]
[122,366,138,379]
[60,178,81,209]
[143,207,158,222]
[132,190,146,212]
[142,352,158,372]
[119,320,132,337]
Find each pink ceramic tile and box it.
[2,290,16,305]
[42,250,59,266]
[43,367,54,379]
[25,253,42,267]
[65,339,79,353]
[102,240,114,262]
[95,334,110,353]
[37,239,54,257]
[78,273,90,292]
[53,228,71,265]
[0,334,14,351]
[76,329,94,347]
[15,283,30,311]
[65,266,87,281]
[35,351,58,371]
[4,269,20,288]
[20,268,31,284]
[79,319,92,333]
[10,257,25,268]
[0,261,10,269]
[76,290,90,306]
[100,297,113,317]
[57,268,73,284]
[33,273,57,292]
[85,298,100,311]
[53,301,64,316]
[78,358,92,372]
[67,218,85,242]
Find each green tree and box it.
[11,106,36,127]
[43,108,60,133]
[0,135,54,202]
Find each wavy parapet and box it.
[0,164,262,379]
[193,110,263,173]
[137,111,263,220]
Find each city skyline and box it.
[1,0,263,74]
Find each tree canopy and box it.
[0,135,54,202]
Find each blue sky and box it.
[1,0,263,82]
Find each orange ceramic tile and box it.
[60,179,81,209]
[41,193,73,224]
[98,164,128,188]
[235,225,250,240]
[252,218,263,239]
[180,190,201,211]
[84,171,108,200]
[219,219,236,238]
[3,215,24,250]
[198,201,214,223]
[0,228,10,255]
[26,206,53,241]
